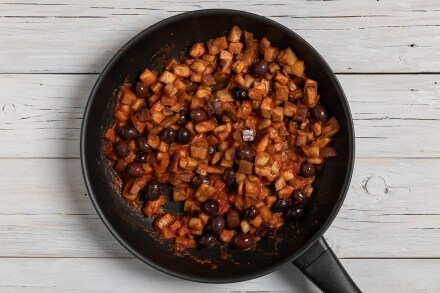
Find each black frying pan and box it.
[81,9,360,292]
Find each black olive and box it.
[313,104,328,121]
[236,146,255,161]
[160,128,177,144]
[144,179,161,201]
[232,86,248,101]
[117,125,138,140]
[233,234,255,250]
[200,199,219,216]
[207,216,225,235]
[301,162,316,177]
[114,140,129,157]
[126,162,144,178]
[190,107,209,124]
[250,60,268,78]
[198,233,216,249]
[243,206,258,220]
[271,199,289,213]
[135,152,149,163]
[177,128,192,144]
[135,135,152,152]
[176,109,188,126]
[292,189,308,205]
[133,82,149,99]
[222,167,236,190]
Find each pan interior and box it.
[81,9,354,283]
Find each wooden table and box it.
[1,1,439,292]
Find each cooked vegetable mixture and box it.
[104,26,340,251]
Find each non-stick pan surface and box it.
[81,9,357,290]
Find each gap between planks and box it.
[2,72,440,75]
[0,256,439,260]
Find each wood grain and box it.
[1,158,439,258]
[1,1,440,291]
[0,258,439,293]
[0,0,439,73]
[1,74,439,158]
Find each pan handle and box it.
[293,237,361,293]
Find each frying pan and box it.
[81,9,360,293]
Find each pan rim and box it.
[80,8,355,283]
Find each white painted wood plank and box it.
[0,158,439,258]
[0,74,92,158]
[0,0,439,73]
[0,214,130,258]
[0,159,93,215]
[2,0,439,17]
[1,74,439,158]
[0,258,439,293]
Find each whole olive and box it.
[176,109,188,126]
[236,146,255,161]
[271,199,289,213]
[135,135,152,152]
[114,140,129,158]
[301,162,316,177]
[190,107,209,124]
[207,216,225,235]
[198,233,216,249]
[250,60,268,78]
[313,104,328,121]
[126,162,144,178]
[177,128,192,144]
[243,206,258,220]
[292,189,308,205]
[135,152,148,163]
[233,234,255,250]
[160,128,177,144]
[117,125,138,140]
[145,179,161,201]
[200,199,219,216]
[133,82,149,99]
[285,205,304,220]
[225,209,240,230]
[222,167,236,187]
[232,86,248,101]
[191,175,210,189]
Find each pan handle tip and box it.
[293,237,362,293]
